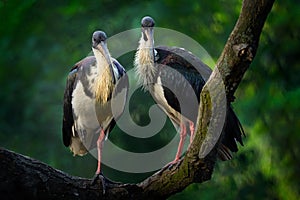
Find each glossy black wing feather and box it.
[111,59,129,121]
[155,47,208,121]
[113,59,126,77]
[155,46,244,157]
[62,66,78,147]
[156,46,212,81]
[223,106,245,151]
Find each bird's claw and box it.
[91,173,121,194]
[91,173,106,194]
[166,159,182,170]
[157,159,182,175]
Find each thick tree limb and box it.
[218,0,275,102]
[0,0,274,199]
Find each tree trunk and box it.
[0,0,275,199]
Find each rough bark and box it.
[0,0,275,199]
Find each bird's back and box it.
[154,46,209,124]
[154,46,244,159]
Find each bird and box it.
[62,30,128,186]
[134,16,244,166]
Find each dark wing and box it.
[62,56,97,147]
[155,46,209,121]
[156,46,212,81]
[223,106,245,151]
[113,59,126,77]
[217,106,245,160]
[62,64,79,147]
[111,59,129,121]
[155,46,244,159]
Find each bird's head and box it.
[140,16,155,48]
[92,31,113,67]
[92,31,115,83]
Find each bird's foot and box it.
[91,173,106,194]
[167,159,182,169]
[91,173,121,194]
[162,158,182,171]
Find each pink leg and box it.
[162,123,188,169]
[189,121,195,145]
[95,130,106,175]
[174,122,187,162]
[163,123,186,166]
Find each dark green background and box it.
[0,0,299,199]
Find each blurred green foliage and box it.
[0,0,299,199]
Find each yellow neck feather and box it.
[95,64,114,104]
[134,38,156,90]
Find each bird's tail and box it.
[218,106,245,161]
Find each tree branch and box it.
[218,0,275,102]
[0,0,274,199]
